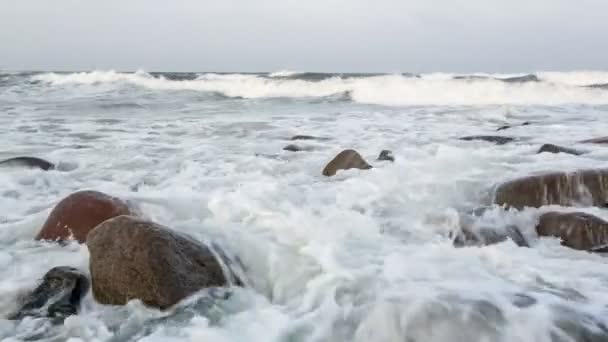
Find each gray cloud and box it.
[1,0,607,72]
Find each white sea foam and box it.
[2,70,608,341]
[33,70,608,106]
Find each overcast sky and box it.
[1,0,607,73]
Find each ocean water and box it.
[1,70,608,341]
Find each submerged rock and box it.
[36,190,135,243]
[579,136,608,144]
[283,144,313,152]
[0,156,55,171]
[496,121,531,131]
[377,150,395,162]
[459,136,515,145]
[493,169,608,209]
[537,144,583,156]
[454,225,529,248]
[322,149,372,176]
[8,266,89,323]
[290,135,329,141]
[536,211,608,251]
[497,74,540,83]
[87,215,236,310]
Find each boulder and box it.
[459,136,514,145]
[579,136,608,144]
[377,150,395,162]
[8,266,89,323]
[537,144,583,156]
[536,212,608,251]
[87,215,234,309]
[493,169,608,209]
[0,156,55,170]
[36,190,135,243]
[322,149,372,176]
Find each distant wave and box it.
[31,70,608,106]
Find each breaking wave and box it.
[32,70,608,106]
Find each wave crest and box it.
[32,70,608,106]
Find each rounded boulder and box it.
[87,215,232,310]
[322,149,372,176]
[36,190,135,243]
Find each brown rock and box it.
[36,190,135,243]
[322,149,372,176]
[536,212,608,251]
[87,215,231,309]
[579,137,608,144]
[493,169,608,209]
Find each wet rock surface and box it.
[322,149,372,176]
[87,215,235,310]
[493,169,608,209]
[377,150,395,162]
[0,157,55,171]
[536,211,608,251]
[8,266,89,323]
[36,190,135,243]
[459,136,515,145]
[537,144,583,156]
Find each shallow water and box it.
[1,70,608,341]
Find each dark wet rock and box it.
[0,157,55,171]
[453,75,490,81]
[87,215,236,310]
[8,266,89,323]
[536,212,608,251]
[377,150,395,162]
[496,121,531,131]
[290,135,330,141]
[36,190,136,243]
[537,144,583,156]
[454,225,529,248]
[322,149,372,177]
[510,293,537,308]
[493,169,608,209]
[459,136,515,145]
[579,136,608,144]
[107,287,232,342]
[552,306,608,342]
[587,83,608,90]
[283,144,313,152]
[497,74,540,83]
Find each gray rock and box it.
[537,144,583,156]
[8,266,89,323]
[459,136,515,145]
[0,157,55,171]
[377,150,395,162]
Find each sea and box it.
[1,70,608,341]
